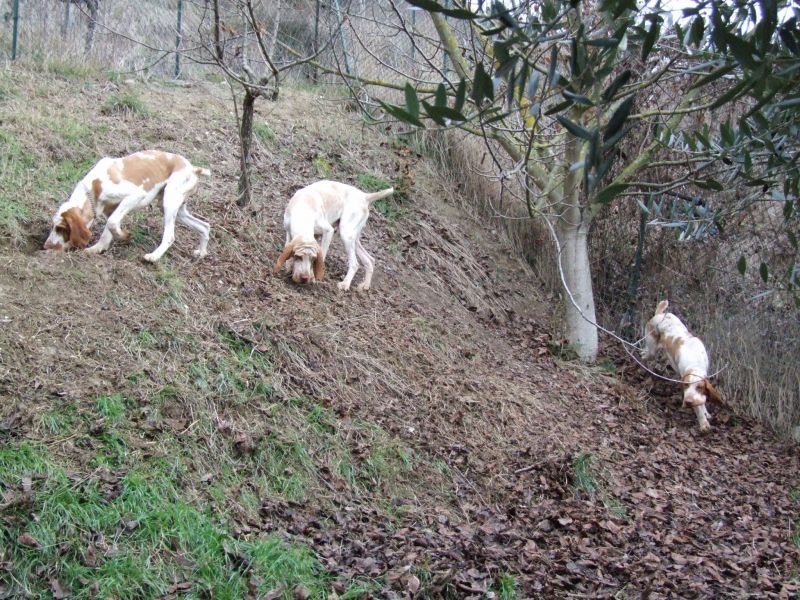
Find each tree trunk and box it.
[85,0,99,53]
[558,125,598,362]
[312,0,321,83]
[237,88,257,207]
[557,216,598,362]
[61,2,72,39]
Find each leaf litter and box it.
[0,70,797,598]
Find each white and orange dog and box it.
[273,180,394,291]
[44,150,211,262]
[643,300,723,431]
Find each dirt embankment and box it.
[0,68,798,598]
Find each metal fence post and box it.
[443,0,449,75]
[11,0,20,60]
[410,7,416,62]
[175,0,183,78]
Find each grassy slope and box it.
[0,63,798,599]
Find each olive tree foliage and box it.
[363,0,800,359]
[677,0,800,298]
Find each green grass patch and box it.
[43,59,98,80]
[101,93,149,117]
[50,118,105,148]
[494,573,519,600]
[220,328,275,400]
[204,71,226,84]
[90,431,129,469]
[0,79,14,103]
[36,402,79,435]
[355,173,410,223]
[0,130,35,229]
[313,156,333,178]
[95,393,126,422]
[571,451,628,519]
[572,452,598,498]
[352,421,414,489]
[254,121,277,145]
[152,265,185,308]
[254,434,317,501]
[598,357,618,375]
[36,156,99,200]
[188,329,275,407]
[0,443,349,598]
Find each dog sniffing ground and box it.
[0,65,798,598]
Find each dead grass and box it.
[0,62,560,584]
[413,130,559,290]
[3,63,800,598]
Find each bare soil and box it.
[0,67,798,598]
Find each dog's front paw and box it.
[143,252,159,263]
[193,248,208,259]
[337,281,351,292]
[355,282,371,292]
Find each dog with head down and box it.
[273,180,393,291]
[642,300,723,431]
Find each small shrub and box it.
[356,173,410,222]
[45,60,96,80]
[101,93,148,117]
[356,173,391,191]
[598,358,618,375]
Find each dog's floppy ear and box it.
[61,207,92,249]
[273,239,295,273]
[701,380,724,405]
[313,244,325,281]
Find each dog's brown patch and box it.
[102,202,119,217]
[699,380,724,405]
[662,335,684,361]
[274,239,296,273]
[91,178,103,203]
[313,245,325,281]
[61,207,92,249]
[120,151,185,191]
[681,370,701,387]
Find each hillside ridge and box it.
[0,66,798,598]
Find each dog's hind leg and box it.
[177,205,210,258]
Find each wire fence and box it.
[1,2,453,87]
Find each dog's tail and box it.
[655,299,669,315]
[194,167,211,178]
[364,187,394,204]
